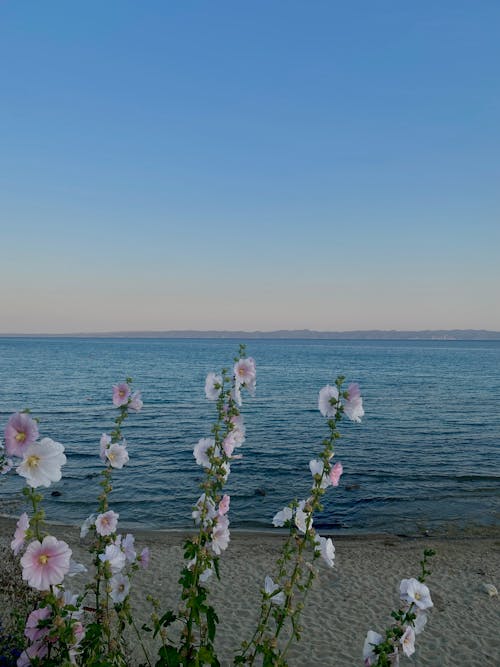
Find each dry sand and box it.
[1,518,499,666]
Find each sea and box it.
[0,337,499,537]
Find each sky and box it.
[1,1,499,333]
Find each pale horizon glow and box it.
[1,2,499,334]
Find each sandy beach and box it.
[1,518,499,666]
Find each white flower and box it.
[95,510,119,537]
[363,630,383,665]
[343,383,364,422]
[99,543,126,573]
[11,512,29,555]
[414,610,428,635]
[192,494,217,525]
[400,578,433,610]
[318,385,339,418]
[109,573,130,604]
[17,438,66,488]
[294,500,311,534]
[234,358,256,395]
[105,443,129,469]
[67,559,87,577]
[309,459,329,488]
[209,514,230,555]
[99,433,111,461]
[315,535,335,567]
[80,513,96,539]
[231,384,242,407]
[272,506,293,527]
[264,576,285,606]
[400,625,415,657]
[128,391,143,412]
[193,438,215,468]
[205,373,222,400]
[122,533,136,563]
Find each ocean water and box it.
[0,337,499,536]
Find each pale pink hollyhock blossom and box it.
[209,514,230,555]
[99,543,126,573]
[414,610,428,635]
[329,461,343,487]
[222,432,238,457]
[272,506,293,527]
[193,438,215,468]
[95,510,119,536]
[199,564,214,583]
[122,533,136,563]
[264,576,285,606]
[315,535,335,568]
[112,382,131,407]
[109,573,130,604]
[363,630,383,666]
[17,640,48,667]
[100,433,111,461]
[221,461,231,482]
[139,547,150,569]
[80,513,96,538]
[4,412,39,458]
[231,384,242,407]
[192,494,217,525]
[16,438,66,488]
[128,390,143,412]
[309,459,329,488]
[295,500,311,534]
[11,512,30,555]
[21,536,72,590]
[218,494,230,516]
[318,385,339,418]
[400,625,416,657]
[105,442,129,469]
[24,606,51,642]
[205,372,223,400]
[229,415,246,443]
[234,358,256,395]
[344,382,364,422]
[399,578,433,610]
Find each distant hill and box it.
[2,329,500,340]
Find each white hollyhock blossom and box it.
[67,559,87,577]
[192,494,217,525]
[105,443,129,469]
[400,625,416,657]
[264,576,285,606]
[122,533,136,563]
[400,578,433,610]
[318,385,339,418]
[363,630,383,666]
[414,610,428,635]
[205,373,222,400]
[315,535,335,567]
[80,513,96,539]
[210,515,230,555]
[295,500,311,534]
[309,459,330,488]
[343,382,364,422]
[231,384,242,407]
[234,358,256,395]
[109,573,130,604]
[193,438,216,468]
[17,438,66,488]
[99,543,126,574]
[100,434,111,461]
[272,506,293,527]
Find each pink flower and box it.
[210,514,230,555]
[229,415,245,443]
[139,547,150,569]
[344,382,364,422]
[128,390,143,412]
[95,510,119,536]
[234,358,256,394]
[205,372,223,400]
[218,494,230,516]
[24,606,51,642]
[11,512,29,555]
[4,412,39,458]
[16,438,66,488]
[112,382,131,407]
[20,536,72,590]
[17,640,48,667]
[105,443,129,469]
[318,385,339,418]
[329,461,343,487]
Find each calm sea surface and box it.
[0,338,499,536]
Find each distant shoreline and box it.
[1,329,500,340]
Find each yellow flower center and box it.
[415,592,421,600]
[15,432,26,442]
[26,455,40,468]
[107,452,115,461]
[38,554,49,565]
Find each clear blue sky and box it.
[1,1,499,332]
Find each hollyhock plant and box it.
[20,535,72,590]
[112,382,131,407]
[16,438,66,488]
[4,412,39,458]
[11,511,29,555]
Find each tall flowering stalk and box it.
[363,549,435,666]
[236,375,364,666]
[79,379,147,666]
[151,345,256,667]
